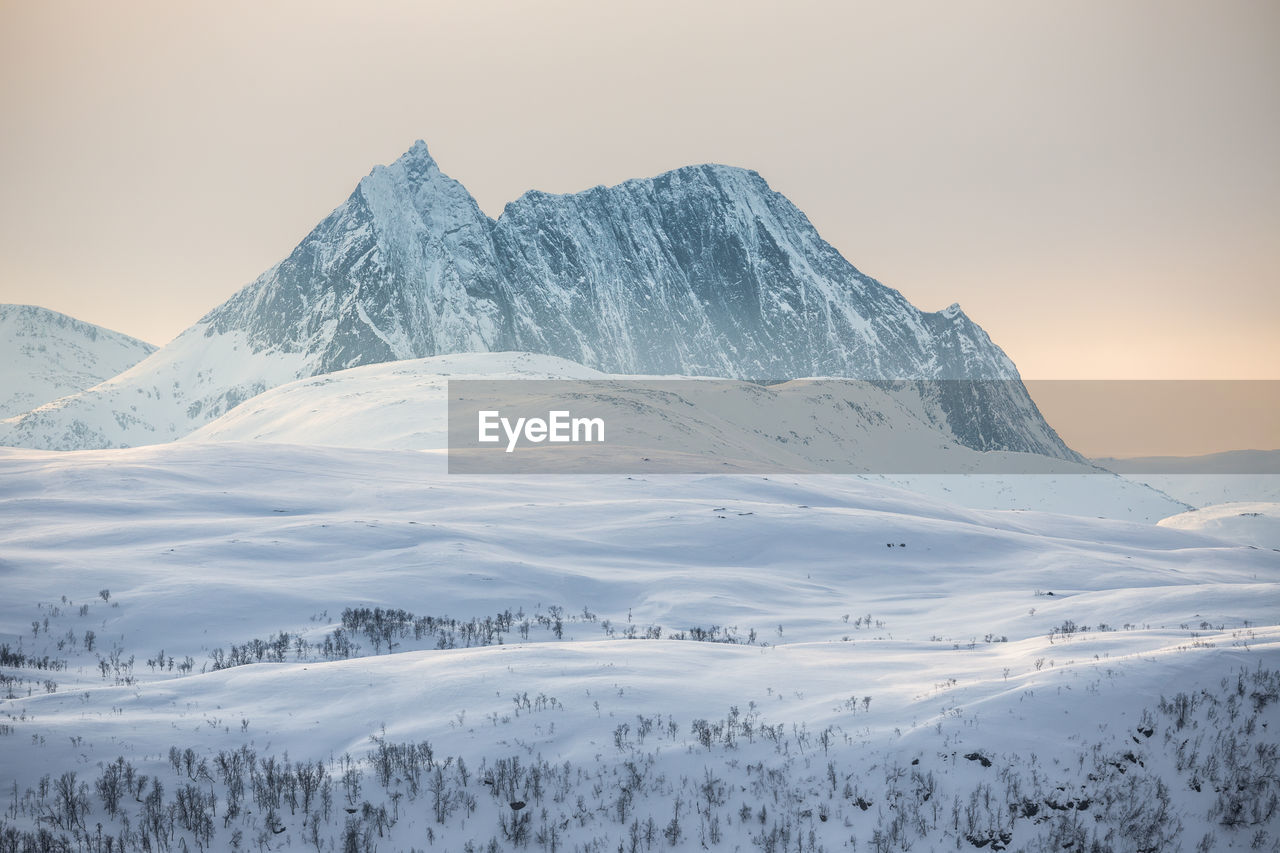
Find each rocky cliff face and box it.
[0,141,1074,458]
[495,165,990,381]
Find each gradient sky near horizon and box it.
[1,0,1277,381]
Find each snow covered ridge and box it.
[0,304,155,419]
[179,353,1074,472]
[0,142,1070,455]
[0,442,1277,850]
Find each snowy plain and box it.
[1,433,1277,851]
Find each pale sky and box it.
[1,0,1277,380]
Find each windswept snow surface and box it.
[1,442,1277,850]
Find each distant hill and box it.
[0,304,155,419]
[1095,449,1280,475]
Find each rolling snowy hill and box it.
[183,351,1070,469]
[181,352,1187,521]
[184,352,606,450]
[0,142,1071,458]
[0,304,155,418]
[1159,501,1280,550]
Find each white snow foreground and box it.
[1,442,1277,852]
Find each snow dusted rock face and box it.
[495,168,994,380]
[0,304,155,419]
[0,142,1074,456]
[205,141,508,374]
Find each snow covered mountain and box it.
[0,304,155,419]
[0,142,1073,456]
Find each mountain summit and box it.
[205,140,506,375]
[0,142,1073,456]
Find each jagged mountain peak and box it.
[405,138,433,160]
[367,139,438,184]
[370,138,440,179]
[359,140,492,232]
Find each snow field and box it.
[1,442,1278,850]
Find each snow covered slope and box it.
[0,142,1072,457]
[0,442,1276,850]
[185,352,1056,464]
[180,352,1187,520]
[0,304,155,418]
[0,326,312,448]
[1159,501,1280,549]
[185,352,606,449]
